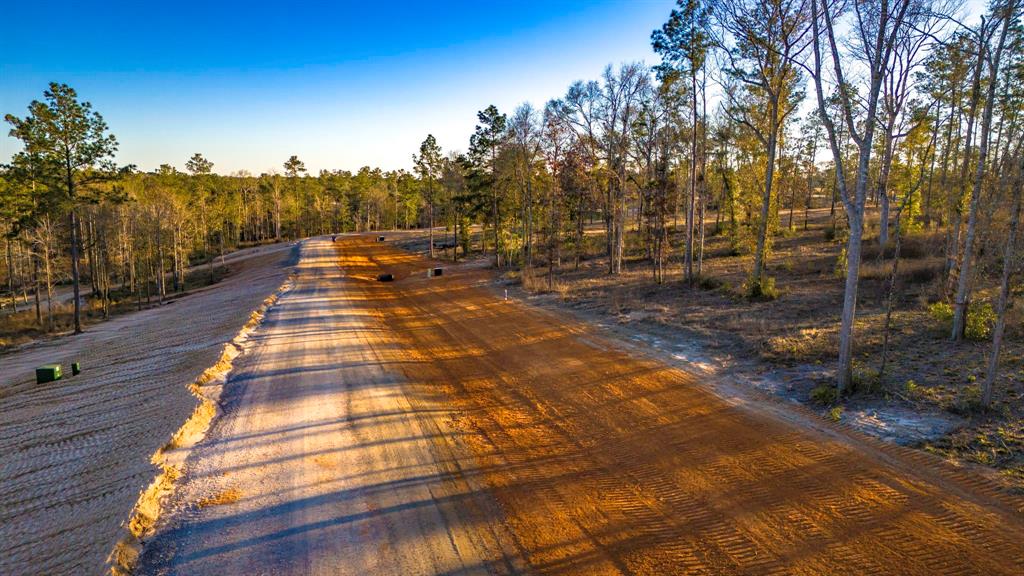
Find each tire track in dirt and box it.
[135,239,526,575]
[340,234,1024,575]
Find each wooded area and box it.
[3,0,1023,411]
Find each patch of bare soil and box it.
[520,211,1024,492]
[340,234,1024,574]
[393,209,1024,491]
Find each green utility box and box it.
[71,362,81,376]
[36,364,62,384]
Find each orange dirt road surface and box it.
[143,235,1024,575]
[338,235,1024,575]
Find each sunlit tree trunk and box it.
[983,158,1022,406]
[953,8,1014,341]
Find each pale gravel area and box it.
[136,238,520,576]
[0,241,297,576]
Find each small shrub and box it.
[927,300,995,341]
[904,380,943,402]
[928,301,953,326]
[698,275,724,291]
[810,384,839,405]
[834,247,848,278]
[763,328,837,362]
[851,365,882,394]
[459,217,472,255]
[965,302,995,341]
[947,385,984,416]
[828,406,844,422]
[745,276,779,300]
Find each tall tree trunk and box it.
[33,251,41,326]
[172,225,181,292]
[69,208,83,334]
[429,192,435,259]
[526,173,534,267]
[685,68,698,285]
[43,229,53,331]
[698,189,706,279]
[208,230,215,285]
[493,195,501,268]
[946,41,986,300]
[837,200,866,391]
[983,160,1021,406]
[157,225,166,303]
[100,222,111,319]
[877,119,897,248]
[953,10,1013,340]
[752,102,780,294]
[804,163,814,230]
[5,237,16,313]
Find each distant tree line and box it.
[1,87,424,333]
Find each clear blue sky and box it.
[1,0,675,175]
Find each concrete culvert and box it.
[377,236,386,242]
[377,273,394,282]
[428,268,443,277]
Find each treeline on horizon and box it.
[3,0,1024,401]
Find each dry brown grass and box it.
[0,303,80,349]
[858,255,944,285]
[196,487,242,509]
[762,326,839,364]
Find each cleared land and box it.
[479,208,1024,487]
[139,235,1024,575]
[0,242,295,575]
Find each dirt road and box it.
[136,238,522,574]
[139,235,1024,575]
[0,242,295,576]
